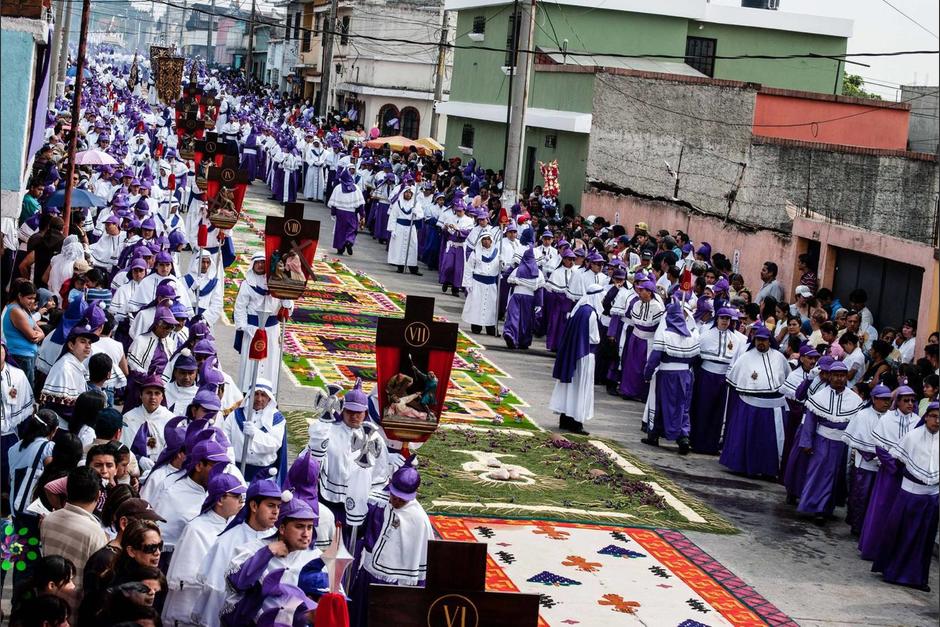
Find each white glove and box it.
[389,452,407,471]
[243,422,257,438]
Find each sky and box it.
[715,0,939,100]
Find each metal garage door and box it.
[831,247,923,329]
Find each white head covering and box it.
[48,235,86,295]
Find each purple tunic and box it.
[332,209,362,251]
[870,477,938,589]
[618,331,651,400]
[779,399,806,480]
[846,465,878,535]
[545,292,573,352]
[858,447,903,560]
[371,201,391,242]
[503,292,535,349]
[644,354,694,441]
[270,163,284,200]
[689,366,728,454]
[438,233,468,287]
[718,390,784,478]
[419,221,441,270]
[796,416,849,516]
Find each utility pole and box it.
[429,12,448,140]
[246,0,257,82]
[206,0,215,63]
[319,0,339,115]
[62,0,91,236]
[179,0,187,51]
[48,0,65,105]
[56,0,74,97]
[500,0,534,209]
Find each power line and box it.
[877,0,939,40]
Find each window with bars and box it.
[461,124,475,148]
[340,16,351,45]
[302,15,312,50]
[293,12,301,40]
[505,12,521,67]
[401,108,420,140]
[685,36,717,77]
[544,134,557,149]
[472,16,486,34]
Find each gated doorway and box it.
[831,246,923,329]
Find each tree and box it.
[842,74,882,100]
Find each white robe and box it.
[361,500,433,586]
[461,244,501,327]
[165,381,198,414]
[183,263,224,325]
[303,146,327,201]
[221,401,286,469]
[549,305,600,422]
[152,471,206,549]
[232,272,293,396]
[163,510,229,627]
[193,523,274,627]
[386,198,423,267]
[41,353,87,406]
[1,363,34,437]
[121,404,176,460]
[127,331,176,383]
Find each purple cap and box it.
[752,325,771,339]
[67,323,99,342]
[153,305,177,326]
[895,385,915,398]
[174,351,198,371]
[817,356,835,372]
[586,252,604,264]
[870,384,893,398]
[637,279,657,292]
[104,214,121,225]
[129,258,148,271]
[828,361,848,372]
[155,251,173,264]
[192,388,222,412]
[388,466,420,501]
[201,472,247,514]
[798,345,820,358]
[140,374,165,390]
[276,492,316,524]
[611,267,627,280]
[170,301,189,319]
[84,303,107,330]
[560,249,576,259]
[540,230,553,239]
[189,439,230,465]
[156,281,178,301]
[193,338,216,356]
[343,378,368,412]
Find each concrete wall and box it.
[0,24,40,220]
[582,188,795,294]
[587,70,940,245]
[754,90,910,150]
[902,85,939,154]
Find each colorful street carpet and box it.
[431,515,796,627]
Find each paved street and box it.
[224,186,939,627]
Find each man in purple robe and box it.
[503,247,544,350]
[327,169,366,255]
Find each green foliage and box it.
[842,73,882,100]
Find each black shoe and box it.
[470,324,482,334]
[606,384,620,396]
[442,283,450,293]
[408,266,423,276]
[505,338,516,349]
[396,265,405,273]
[346,244,353,255]
[812,515,827,526]
[485,326,497,336]
[559,414,573,430]
[451,287,461,297]
[641,436,660,447]
[336,248,344,255]
[677,437,690,456]
[785,494,798,506]
[568,420,590,435]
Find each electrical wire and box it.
[876,0,938,40]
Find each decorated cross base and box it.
[194,132,238,187]
[177,111,205,160]
[375,296,458,455]
[264,202,320,299]
[369,540,540,626]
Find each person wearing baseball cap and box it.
[719,321,790,479]
[193,473,285,627]
[151,438,230,562]
[534,229,559,274]
[224,492,330,625]
[797,360,863,524]
[163,472,247,626]
[349,465,433,627]
[122,374,175,462]
[841,384,893,535]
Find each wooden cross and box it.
[195,132,237,161]
[206,157,250,190]
[179,110,205,136]
[376,295,458,376]
[264,202,320,280]
[369,540,540,627]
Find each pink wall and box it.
[582,189,795,296]
[753,91,910,150]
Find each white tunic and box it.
[163,509,229,627]
[122,404,176,460]
[550,305,600,422]
[193,522,275,626]
[232,273,293,396]
[152,471,206,550]
[386,198,424,267]
[461,244,501,327]
[41,353,87,406]
[165,381,197,414]
[362,500,433,586]
[1,363,34,437]
[221,402,286,469]
[303,146,327,201]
